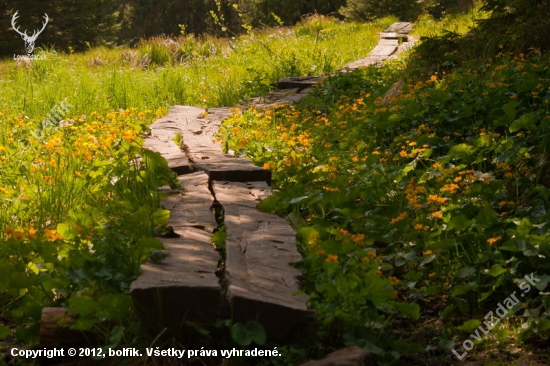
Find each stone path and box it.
[128,22,414,341]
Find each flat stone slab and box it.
[213,181,309,339]
[130,172,220,333]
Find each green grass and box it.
[1,15,395,119]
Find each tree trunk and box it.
[458,0,475,13]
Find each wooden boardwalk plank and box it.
[143,138,194,175]
[278,76,325,90]
[130,172,220,332]
[213,181,309,339]
[153,105,270,183]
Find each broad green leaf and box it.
[393,302,420,320]
[139,237,164,252]
[57,222,78,240]
[256,195,280,212]
[231,322,251,346]
[510,113,535,133]
[448,215,475,231]
[246,321,267,345]
[479,290,493,302]
[488,264,507,277]
[68,296,97,317]
[364,274,395,305]
[152,209,170,226]
[441,305,456,318]
[451,284,475,297]
[0,325,11,339]
[296,226,320,244]
[426,239,453,251]
[455,266,476,278]
[457,319,481,332]
[537,319,550,332]
[446,144,476,161]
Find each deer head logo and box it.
[11,11,49,55]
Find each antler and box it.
[29,13,48,40]
[11,11,28,37]
[11,11,48,40]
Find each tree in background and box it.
[238,0,345,27]
[0,0,117,56]
[458,0,475,12]
[476,0,550,53]
[339,0,437,22]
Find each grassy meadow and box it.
[0,14,395,362]
[3,3,549,364]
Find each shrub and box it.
[339,0,435,22]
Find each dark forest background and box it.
[0,0,475,56]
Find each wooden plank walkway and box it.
[213,181,309,339]
[127,21,415,343]
[343,22,416,69]
[130,172,221,333]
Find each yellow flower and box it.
[27,228,38,240]
[390,212,407,224]
[414,223,424,230]
[352,156,359,162]
[13,229,25,240]
[432,212,443,219]
[441,183,460,194]
[263,162,271,170]
[325,254,338,263]
[388,276,399,285]
[428,194,446,204]
[4,227,14,239]
[487,236,502,245]
[423,250,433,255]
[44,230,62,241]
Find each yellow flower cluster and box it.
[337,227,365,245]
[390,212,407,224]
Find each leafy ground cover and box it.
[216,11,550,365]
[0,14,397,365]
[0,107,178,345]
